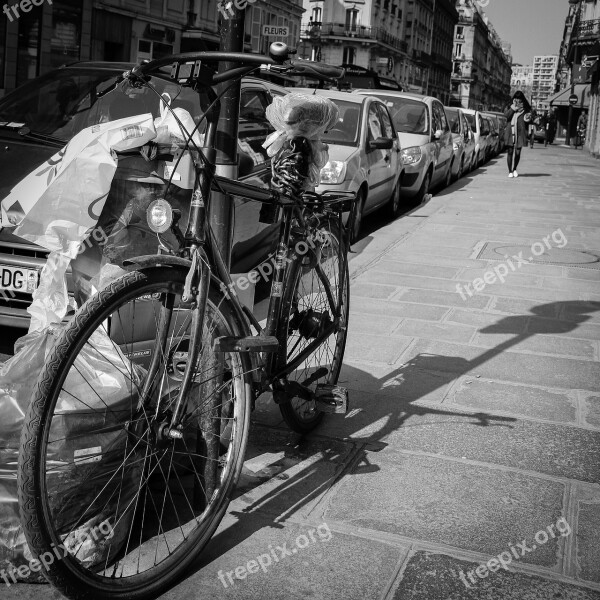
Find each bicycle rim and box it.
[279,218,349,432]
[18,267,251,600]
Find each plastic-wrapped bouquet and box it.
[263,93,339,194]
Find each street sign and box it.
[569,94,578,106]
[262,25,289,37]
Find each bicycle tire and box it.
[18,266,252,600]
[278,217,350,433]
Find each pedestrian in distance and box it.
[503,91,532,178]
[545,109,557,146]
[575,111,588,149]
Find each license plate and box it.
[0,265,39,294]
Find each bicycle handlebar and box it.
[125,42,344,85]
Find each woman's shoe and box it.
[508,172,514,178]
[513,170,518,177]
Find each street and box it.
[3,143,600,599]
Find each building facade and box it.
[449,0,511,111]
[510,63,534,99]
[531,54,559,110]
[559,0,600,155]
[428,0,459,104]
[299,0,409,87]
[0,0,304,96]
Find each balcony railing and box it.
[301,22,408,53]
[575,18,600,39]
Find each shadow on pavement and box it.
[180,299,600,583]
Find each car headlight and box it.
[401,146,422,166]
[320,160,346,184]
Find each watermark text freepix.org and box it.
[3,0,52,23]
[217,523,332,588]
[458,517,571,588]
[456,228,567,301]
[217,0,256,20]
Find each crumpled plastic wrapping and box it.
[154,93,204,148]
[0,325,146,580]
[262,93,339,188]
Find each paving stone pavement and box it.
[4,145,600,599]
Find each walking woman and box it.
[503,91,532,178]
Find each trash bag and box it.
[0,325,146,580]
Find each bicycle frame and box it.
[137,80,347,434]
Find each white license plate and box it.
[0,265,39,294]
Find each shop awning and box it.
[547,84,591,108]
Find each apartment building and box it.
[531,55,559,110]
[299,0,409,87]
[428,0,459,104]
[0,0,303,96]
[450,0,512,111]
[554,0,600,155]
[510,63,534,99]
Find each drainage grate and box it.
[476,242,600,271]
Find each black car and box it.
[0,62,288,331]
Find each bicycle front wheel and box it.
[18,266,251,600]
[278,217,350,432]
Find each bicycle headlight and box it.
[320,161,346,184]
[147,199,173,233]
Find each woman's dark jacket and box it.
[503,107,531,149]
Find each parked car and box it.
[486,111,507,152]
[0,62,289,331]
[444,106,476,180]
[293,88,402,241]
[482,113,502,158]
[461,108,488,168]
[355,90,454,201]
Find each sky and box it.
[479,0,570,64]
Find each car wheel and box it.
[350,187,365,244]
[386,178,402,220]
[416,169,432,204]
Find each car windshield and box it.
[0,67,204,143]
[446,109,460,134]
[374,97,429,135]
[320,100,362,146]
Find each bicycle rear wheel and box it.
[18,266,251,600]
[278,217,350,432]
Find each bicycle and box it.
[17,44,355,600]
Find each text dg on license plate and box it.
[0,265,39,294]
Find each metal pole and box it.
[212,2,246,269]
[566,0,582,146]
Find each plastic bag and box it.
[0,114,158,333]
[0,325,146,579]
[262,93,339,188]
[154,93,203,148]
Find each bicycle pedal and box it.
[314,384,349,414]
[214,335,279,353]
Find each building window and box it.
[50,0,82,70]
[311,6,322,24]
[17,9,41,86]
[345,8,359,32]
[343,46,356,65]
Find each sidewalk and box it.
[5,144,600,600]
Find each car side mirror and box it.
[368,137,394,151]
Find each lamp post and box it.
[566,0,582,146]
